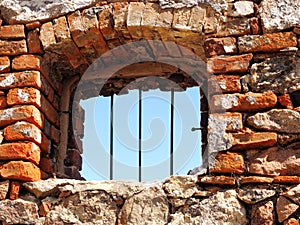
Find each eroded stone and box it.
[251,200,274,225]
[277,196,299,223]
[163,175,198,198]
[283,184,300,205]
[237,188,276,204]
[210,151,245,174]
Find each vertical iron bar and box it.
[138,89,142,182]
[170,89,174,175]
[110,94,114,180]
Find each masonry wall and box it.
[0,0,299,224]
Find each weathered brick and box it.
[25,21,41,30]
[232,132,277,150]
[40,22,56,49]
[0,56,10,73]
[210,151,245,174]
[0,96,7,109]
[9,181,21,200]
[0,105,44,129]
[0,40,27,56]
[172,8,192,31]
[12,55,42,71]
[50,125,60,144]
[39,158,53,174]
[240,176,274,184]
[0,180,9,200]
[53,16,71,42]
[65,149,82,169]
[207,53,253,74]
[284,218,300,225]
[209,112,243,132]
[97,5,118,40]
[214,17,251,37]
[205,37,237,57]
[273,176,300,184]
[127,2,145,38]
[4,121,50,153]
[238,32,297,53]
[198,175,236,185]
[0,142,40,164]
[0,25,25,39]
[211,92,277,112]
[0,161,41,182]
[208,75,241,94]
[27,29,43,54]
[0,71,42,90]
[250,17,261,35]
[7,87,59,126]
[278,94,294,109]
[113,2,129,30]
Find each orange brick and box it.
[208,75,241,94]
[210,151,245,174]
[0,71,42,90]
[238,32,297,53]
[26,21,41,30]
[273,176,300,184]
[250,17,261,35]
[12,55,42,71]
[0,40,27,56]
[0,25,25,39]
[4,121,50,153]
[0,142,40,164]
[278,94,294,109]
[0,105,44,129]
[205,37,237,57]
[207,54,253,74]
[239,176,274,184]
[9,181,21,200]
[0,161,41,182]
[0,96,7,109]
[231,132,277,150]
[7,87,59,126]
[27,29,43,54]
[211,92,277,112]
[0,56,10,73]
[198,175,236,185]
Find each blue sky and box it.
[80,86,201,181]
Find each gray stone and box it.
[237,188,276,204]
[0,0,98,24]
[163,175,198,198]
[118,186,169,225]
[169,190,248,225]
[251,201,274,225]
[0,199,39,224]
[247,109,300,133]
[259,0,300,33]
[244,55,300,94]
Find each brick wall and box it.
[0,0,299,224]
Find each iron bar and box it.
[170,89,174,175]
[110,94,114,180]
[138,89,142,182]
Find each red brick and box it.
[12,55,42,71]
[211,92,277,112]
[0,105,44,129]
[250,17,261,35]
[0,96,7,109]
[7,87,59,126]
[25,21,41,30]
[50,125,60,144]
[238,32,297,53]
[4,121,50,153]
[205,37,237,57]
[207,54,253,74]
[0,161,41,182]
[0,40,27,56]
[0,142,40,164]
[39,22,56,49]
[9,181,21,200]
[39,158,53,174]
[208,75,241,94]
[0,25,25,39]
[27,29,43,54]
[198,175,236,185]
[278,94,294,109]
[0,56,10,73]
[273,176,300,184]
[210,151,245,174]
[0,71,42,90]
[240,176,274,184]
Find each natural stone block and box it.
[227,1,254,17]
[0,25,25,39]
[207,54,253,74]
[97,5,118,40]
[9,181,21,200]
[278,133,300,146]
[210,151,245,174]
[274,176,300,184]
[216,17,251,37]
[237,189,275,204]
[12,55,43,71]
[53,16,71,43]
[238,32,297,53]
[283,184,300,205]
[208,75,241,94]
[0,39,27,56]
[40,22,56,49]
[259,0,300,32]
[0,105,44,129]
[211,92,277,112]
[0,180,9,200]
[0,161,41,182]
[0,142,40,164]
[239,176,274,184]
[209,112,243,132]
[4,122,50,153]
[278,94,294,109]
[127,2,145,38]
[284,218,300,225]
[198,175,236,185]
[113,2,129,31]
[163,175,198,198]
[247,109,300,133]
[251,201,274,225]
[205,37,237,57]
[247,145,300,176]
[0,56,10,73]
[276,196,299,223]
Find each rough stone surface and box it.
[118,186,169,225]
[259,0,300,33]
[209,113,243,132]
[237,188,276,204]
[208,75,241,94]
[0,161,41,181]
[227,1,254,17]
[163,175,198,198]
[247,145,300,176]
[276,196,299,223]
[247,109,300,133]
[251,200,274,225]
[244,55,300,94]
[210,151,245,174]
[0,199,39,224]
[284,218,300,225]
[278,133,300,146]
[205,37,237,57]
[169,190,248,225]
[240,176,274,184]
[0,180,9,200]
[283,184,300,205]
[198,175,236,185]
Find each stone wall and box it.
[0,0,299,224]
